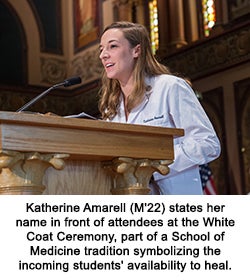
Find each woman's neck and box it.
[119,76,135,121]
[119,74,135,96]
[121,89,130,121]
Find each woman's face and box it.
[99,28,140,85]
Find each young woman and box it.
[98,21,221,194]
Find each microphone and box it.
[63,76,82,87]
[16,76,82,112]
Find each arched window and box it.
[202,0,216,37]
[148,0,159,54]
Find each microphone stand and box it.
[16,82,65,113]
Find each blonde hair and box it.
[98,21,170,120]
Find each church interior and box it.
[0,0,249,195]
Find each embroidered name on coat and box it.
[143,114,164,123]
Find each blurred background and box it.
[0,0,249,194]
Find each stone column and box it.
[168,0,187,50]
[156,0,170,57]
[183,0,199,43]
[212,0,225,35]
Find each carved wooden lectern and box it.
[0,111,184,195]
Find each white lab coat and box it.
[110,74,221,194]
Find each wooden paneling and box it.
[234,78,250,194]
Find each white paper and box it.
[64,112,98,120]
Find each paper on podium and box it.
[64,112,98,120]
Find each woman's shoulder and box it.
[158,74,185,82]
[148,74,186,88]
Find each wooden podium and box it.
[0,111,184,195]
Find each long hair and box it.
[98,21,170,120]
